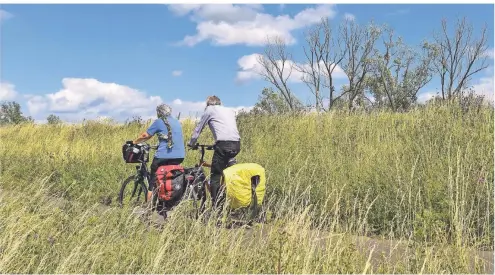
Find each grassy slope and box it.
[0,104,493,273]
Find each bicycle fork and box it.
[133,164,147,201]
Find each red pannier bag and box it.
[156,165,186,202]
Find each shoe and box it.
[147,191,153,201]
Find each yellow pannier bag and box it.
[222,163,266,209]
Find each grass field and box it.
[0,104,493,273]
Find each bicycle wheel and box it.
[192,178,208,219]
[182,178,207,219]
[119,175,148,207]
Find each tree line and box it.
[249,16,491,115]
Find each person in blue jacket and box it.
[132,103,185,200]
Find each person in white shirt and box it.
[188,95,241,211]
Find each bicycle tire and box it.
[118,175,148,207]
[181,175,207,219]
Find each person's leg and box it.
[149,158,160,191]
[148,158,170,200]
[210,145,228,209]
[227,141,241,159]
[210,141,241,210]
[214,141,241,209]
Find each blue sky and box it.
[0,4,493,122]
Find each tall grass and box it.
[0,104,493,273]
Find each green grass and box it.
[0,104,493,273]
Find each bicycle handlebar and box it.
[188,143,214,166]
[188,143,214,151]
[127,141,159,150]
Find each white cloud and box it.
[172,70,183,77]
[483,48,494,59]
[26,95,48,115]
[39,78,162,113]
[23,78,252,122]
[236,53,347,83]
[0,9,13,23]
[418,68,494,105]
[344,13,355,21]
[167,4,203,16]
[417,91,439,103]
[169,4,263,23]
[25,78,162,122]
[0,81,17,101]
[168,4,337,46]
[471,74,494,105]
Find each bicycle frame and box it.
[120,142,212,217]
[180,144,214,214]
[125,143,155,202]
[135,143,154,182]
[134,162,150,182]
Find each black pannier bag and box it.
[122,142,146,163]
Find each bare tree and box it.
[296,18,348,112]
[295,23,324,112]
[368,27,437,111]
[257,36,300,111]
[322,19,348,110]
[432,17,489,100]
[340,19,382,110]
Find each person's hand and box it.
[187,143,198,150]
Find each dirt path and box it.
[2,188,492,274]
[146,207,493,274]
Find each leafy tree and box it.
[367,27,437,111]
[0,101,33,125]
[250,87,304,115]
[125,115,144,126]
[46,114,62,125]
[340,19,383,111]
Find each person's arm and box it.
[188,110,210,146]
[132,132,152,145]
[133,119,158,144]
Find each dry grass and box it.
[0,104,493,273]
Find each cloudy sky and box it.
[0,4,493,122]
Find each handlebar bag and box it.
[122,143,145,163]
[156,165,186,202]
[222,163,266,209]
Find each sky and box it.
[0,3,494,123]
